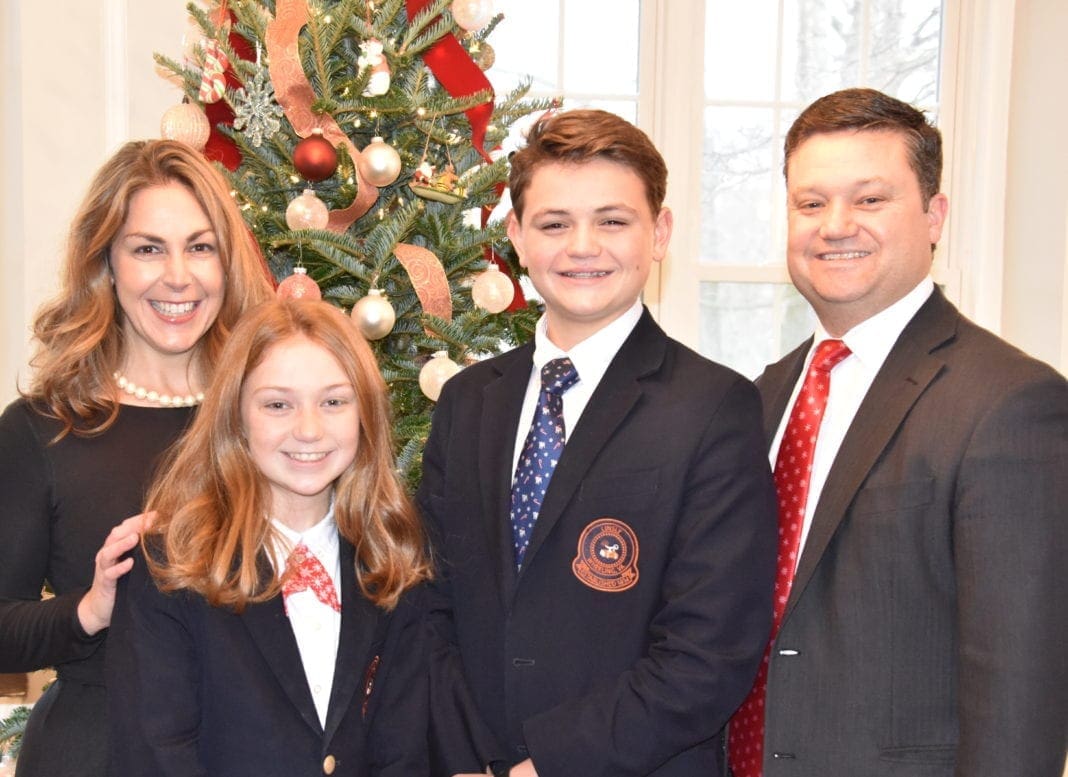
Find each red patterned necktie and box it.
[729,339,851,777]
[282,542,341,614]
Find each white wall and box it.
[1003,0,1068,370]
[0,0,186,407]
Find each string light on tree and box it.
[357,137,402,186]
[351,288,397,340]
[160,99,210,151]
[419,350,462,401]
[471,262,514,313]
[285,189,330,230]
[293,129,338,182]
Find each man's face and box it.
[507,158,672,350]
[785,129,948,335]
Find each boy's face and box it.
[507,158,672,350]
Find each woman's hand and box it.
[76,511,155,635]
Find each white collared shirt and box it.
[770,278,935,569]
[269,506,342,728]
[511,299,644,477]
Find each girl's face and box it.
[240,335,359,531]
[109,182,225,369]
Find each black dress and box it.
[0,399,193,777]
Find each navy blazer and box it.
[107,540,429,777]
[754,289,1068,776]
[419,310,778,777]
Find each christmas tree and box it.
[155,0,549,486]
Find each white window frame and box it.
[642,0,1017,350]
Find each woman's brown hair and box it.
[25,139,273,436]
[145,299,431,612]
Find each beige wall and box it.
[0,0,185,407]
[1003,0,1068,370]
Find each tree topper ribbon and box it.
[266,0,378,232]
[405,0,495,164]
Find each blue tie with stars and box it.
[509,357,580,567]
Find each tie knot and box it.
[811,339,851,373]
[541,357,579,396]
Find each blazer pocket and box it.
[851,477,935,516]
[578,467,661,507]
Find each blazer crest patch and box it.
[572,518,640,592]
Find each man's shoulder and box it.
[928,309,1064,392]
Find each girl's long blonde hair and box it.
[26,139,272,436]
[145,299,430,611]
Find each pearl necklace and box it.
[114,372,204,407]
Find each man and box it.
[729,88,1068,777]
[419,109,777,777]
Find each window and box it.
[488,0,948,376]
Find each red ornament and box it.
[276,267,322,300]
[293,130,338,182]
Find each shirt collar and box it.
[270,498,339,564]
[813,277,934,370]
[531,299,644,384]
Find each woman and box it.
[107,299,432,776]
[0,139,273,776]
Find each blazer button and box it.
[323,754,337,774]
[777,648,800,656]
[771,752,796,759]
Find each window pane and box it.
[781,0,943,103]
[488,0,562,95]
[705,0,779,101]
[699,282,816,378]
[701,107,776,265]
[563,0,640,95]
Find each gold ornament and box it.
[451,0,494,31]
[351,289,396,340]
[160,100,210,151]
[419,351,462,401]
[471,263,515,313]
[473,42,495,71]
[285,189,330,230]
[357,137,402,187]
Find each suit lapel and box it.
[479,344,535,605]
[240,556,322,736]
[756,340,810,446]
[323,540,381,743]
[518,311,667,582]
[783,291,958,622]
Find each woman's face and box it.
[109,182,225,367]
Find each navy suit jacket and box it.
[754,289,1068,776]
[419,310,778,777]
[107,539,429,777]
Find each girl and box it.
[107,299,431,776]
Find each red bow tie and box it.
[282,542,341,613]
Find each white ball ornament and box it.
[351,289,396,340]
[160,101,210,151]
[451,0,494,31]
[471,263,515,314]
[419,351,462,401]
[357,137,402,187]
[285,189,330,230]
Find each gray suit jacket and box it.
[754,288,1068,776]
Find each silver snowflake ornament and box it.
[232,67,284,147]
